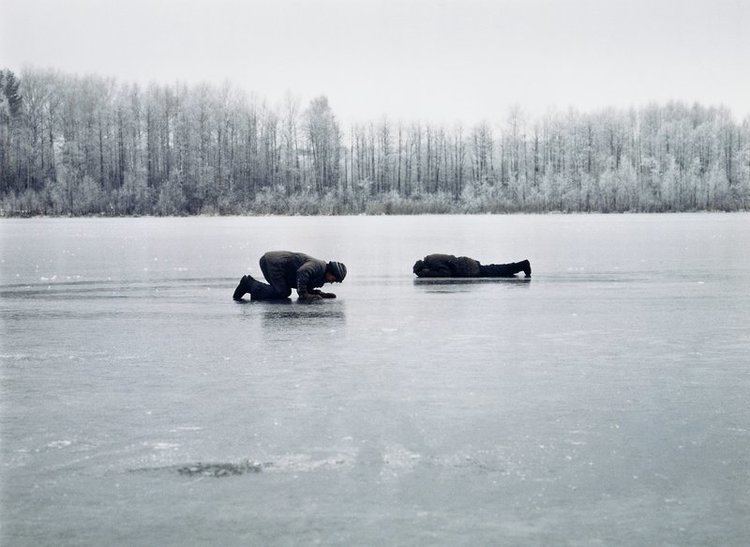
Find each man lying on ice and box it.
[412,254,531,278]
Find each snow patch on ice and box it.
[380,444,421,477]
[265,453,354,473]
[144,442,180,451]
[46,440,72,449]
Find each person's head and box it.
[325,261,347,283]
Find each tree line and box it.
[1,68,748,216]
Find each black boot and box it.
[519,260,531,278]
[233,275,254,301]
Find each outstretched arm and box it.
[414,267,450,278]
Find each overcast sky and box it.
[1,0,748,122]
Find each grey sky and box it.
[1,0,748,122]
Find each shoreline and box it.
[2,209,747,219]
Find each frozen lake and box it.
[1,213,749,545]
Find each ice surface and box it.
[1,214,749,545]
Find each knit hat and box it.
[326,261,347,282]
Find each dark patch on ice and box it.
[130,460,272,478]
[177,461,269,477]
[130,452,357,478]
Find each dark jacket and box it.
[261,251,327,297]
[413,254,481,277]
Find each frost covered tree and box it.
[0,68,748,215]
[303,96,341,195]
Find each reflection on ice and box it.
[259,301,346,324]
[413,277,531,285]
[413,277,531,293]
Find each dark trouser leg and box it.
[478,261,528,277]
[250,257,293,300]
[246,279,290,300]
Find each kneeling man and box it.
[233,251,347,301]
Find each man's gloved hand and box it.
[306,289,334,299]
[298,291,323,302]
